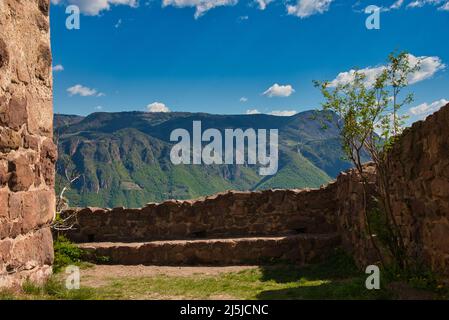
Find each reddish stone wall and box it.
[324,163,380,267]
[387,104,449,276]
[323,105,449,277]
[64,188,337,243]
[0,0,56,288]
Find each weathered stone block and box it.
[23,135,39,151]
[8,155,34,192]
[7,96,28,130]
[0,161,9,187]
[38,0,50,16]
[0,38,9,69]
[0,189,8,218]
[0,127,21,152]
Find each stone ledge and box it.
[79,233,340,266]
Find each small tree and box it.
[314,51,420,270]
[52,168,82,232]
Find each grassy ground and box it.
[3,249,446,300]
[87,265,390,300]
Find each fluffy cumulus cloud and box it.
[147,102,171,113]
[409,99,449,119]
[407,54,446,84]
[287,0,334,18]
[255,0,273,10]
[51,0,138,16]
[67,84,104,97]
[246,109,297,116]
[162,0,238,18]
[329,54,446,87]
[52,64,64,72]
[263,83,295,97]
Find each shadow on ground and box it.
[255,251,392,300]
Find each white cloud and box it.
[263,83,295,97]
[51,0,138,16]
[439,2,449,10]
[255,0,273,10]
[409,99,449,118]
[407,54,446,84]
[67,84,104,97]
[407,0,449,9]
[52,64,64,72]
[94,105,104,110]
[240,97,248,102]
[269,110,298,116]
[147,102,171,113]
[329,65,385,88]
[287,0,334,18]
[246,109,297,116]
[391,0,404,9]
[329,54,446,87]
[407,0,423,8]
[162,0,238,19]
[246,109,261,114]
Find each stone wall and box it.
[323,105,449,277]
[79,234,340,266]
[386,104,449,276]
[0,0,56,288]
[64,188,337,243]
[324,163,380,267]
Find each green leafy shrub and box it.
[53,235,84,273]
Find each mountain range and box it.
[54,110,352,208]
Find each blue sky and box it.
[50,0,449,124]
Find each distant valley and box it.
[54,110,352,208]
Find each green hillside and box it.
[55,110,351,208]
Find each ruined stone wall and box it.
[323,105,449,277]
[0,0,56,288]
[64,188,337,243]
[324,163,380,267]
[386,103,449,276]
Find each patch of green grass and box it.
[0,290,16,300]
[16,277,98,300]
[92,252,391,300]
[94,264,389,300]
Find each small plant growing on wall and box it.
[314,51,420,271]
